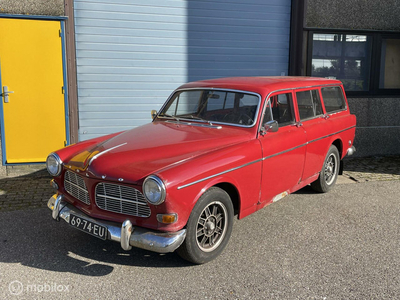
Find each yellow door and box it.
[0,18,66,163]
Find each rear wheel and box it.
[177,187,234,264]
[311,145,340,193]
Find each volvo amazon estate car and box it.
[47,77,356,264]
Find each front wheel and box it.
[177,187,234,264]
[311,145,340,193]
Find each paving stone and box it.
[0,156,399,212]
[343,155,400,183]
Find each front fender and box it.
[155,139,263,231]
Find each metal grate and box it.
[95,183,150,217]
[64,171,90,205]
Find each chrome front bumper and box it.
[47,194,186,253]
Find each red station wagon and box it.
[47,77,356,264]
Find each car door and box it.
[258,91,307,206]
[294,88,330,181]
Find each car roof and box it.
[178,76,343,95]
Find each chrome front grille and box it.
[95,183,151,217]
[64,170,90,205]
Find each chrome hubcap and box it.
[324,153,337,185]
[196,201,228,252]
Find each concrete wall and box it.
[348,98,400,157]
[0,0,64,16]
[306,0,400,31]
[306,0,400,157]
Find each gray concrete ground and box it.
[0,155,399,299]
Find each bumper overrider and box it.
[47,194,186,253]
[346,146,356,156]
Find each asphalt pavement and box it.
[0,156,399,299]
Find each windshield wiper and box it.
[158,113,180,122]
[180,114,213,125]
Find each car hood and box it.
[65,121,255,183]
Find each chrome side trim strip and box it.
[89,143,127,165]
[177,125,356,190]
[177,159,263,190]
[262,144,306,161]
[308,125,356,144]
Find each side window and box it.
[296,89,323,120]
[321,86,346,113]
[263,92,295,127]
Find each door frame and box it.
[0,14,69,165]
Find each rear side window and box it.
[321,86,346,113]
[296,90,323,120]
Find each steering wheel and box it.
[222,113,238,123]
[238,113,254,125]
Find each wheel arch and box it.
[331,138,344,175]
[214,182,240,216]
[332,138,343,158]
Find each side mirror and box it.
[151,110,157,119]
[261,120,278,135]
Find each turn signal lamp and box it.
[157,213,178,224]
[50,179,59,190]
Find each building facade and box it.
[0,0,70,175]
[300,0,400,157]
[73,0,292,141]
[0,0,399,173]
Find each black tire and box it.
[311,145,340,193]
[177,187,234,264]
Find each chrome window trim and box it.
[258,83,344,134]
[156,88,262,129]
[164,120,222,129]
[262,91,297,128]
[295,89,325,121]
[177,125,356,190]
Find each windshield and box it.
[158,89,260,126]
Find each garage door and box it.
[74,0,291,141]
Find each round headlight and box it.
[46,153,62,176]
[143,175,166,205]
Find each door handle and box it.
[2,86,14,103]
